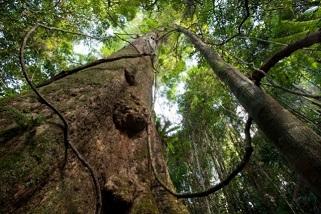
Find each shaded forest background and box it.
[1,0,321,213]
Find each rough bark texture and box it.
[0,35,188,213]
[177,26,321,198]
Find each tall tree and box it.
[176,25,321,198]
[2,0,321,213]
[0,29,187,213]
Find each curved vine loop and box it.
[20,24,102,214]
[147,111,253,198]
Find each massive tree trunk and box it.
[177,26,321,198]
[0,34,188,213]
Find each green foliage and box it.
[0,0,154,96]
[0,106,44,129]
[156,2,321,212]
[2,0,321,212]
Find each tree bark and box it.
[176,26,321,198]
[0,34,188,213]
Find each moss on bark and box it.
[0,35,188,213]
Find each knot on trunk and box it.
[124,68,137,86]
[113,96,147,137]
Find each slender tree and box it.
[176,25,321,198]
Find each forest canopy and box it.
[1,0,321,213]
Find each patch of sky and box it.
[72,26,116,63]
[304,6,319,14]
[7,79,23,92]
[154,85,183,126]
[73,39,103,57]
[154,55,198,129]
[210,166,220,185]
[72,12,143,59]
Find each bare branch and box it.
[239,36,288,46]
[145,0,158,9]
[217,0,250,46]
[38,23,107,40]
[37,53,152,87]
[27,23,154,87]
[226,50,321,100]
[39,23,141,46]
[54,0,62,8]
[251,29,321,85]
[264,82,321,100]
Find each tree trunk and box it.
[190,136,211,214]
[0,34,188,213]
[177,26,321,198]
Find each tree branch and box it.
[39,23,140,51]
[251,29,321,85]
[28,23,153,87]
[37,53,152,87]
[265,82,321,99]
[38,23,106,40]
[217,0,250,46]
[20,24,102,214]
[226,50,321,100]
